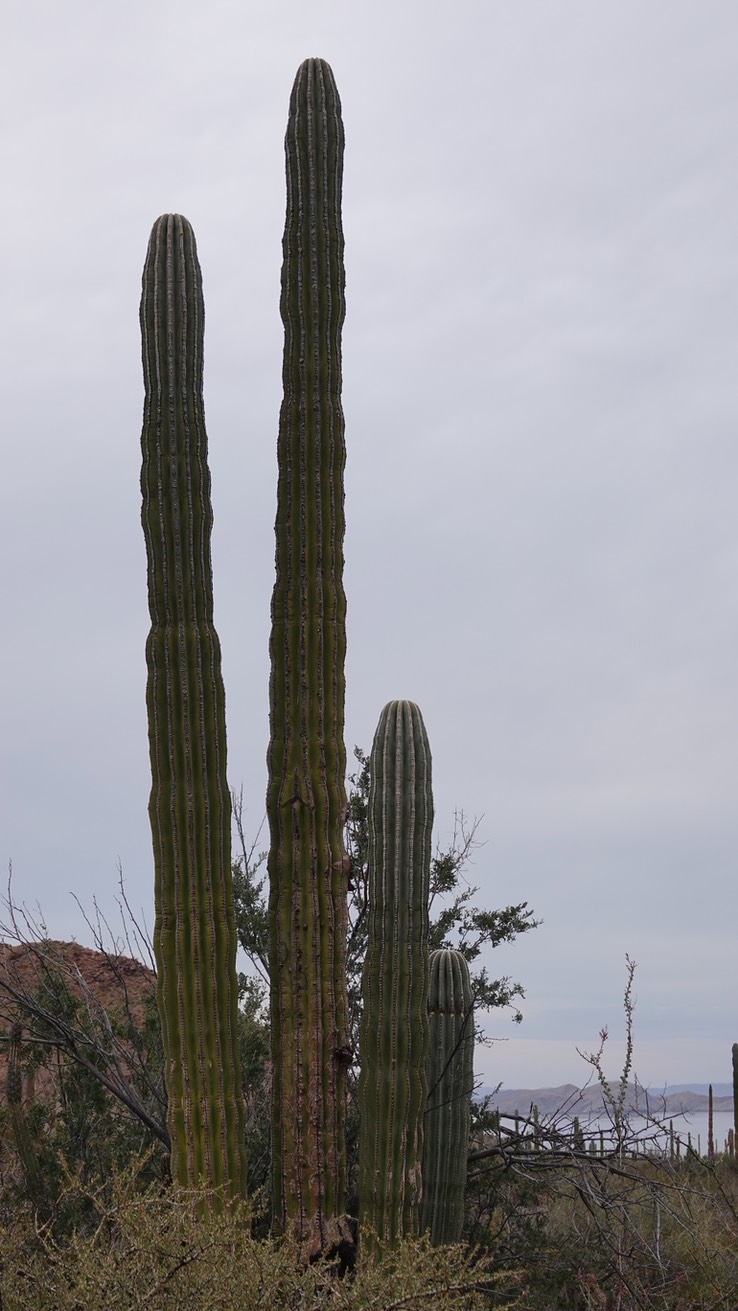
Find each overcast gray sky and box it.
[1,0,736,1092]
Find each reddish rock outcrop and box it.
[0,940,156,1105]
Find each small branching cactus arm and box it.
[421,948,474,1243]
[266,58,351,1260]
[358,700,433,1253]
[140,213,246,1206]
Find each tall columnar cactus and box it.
[358,700,433,1253]
[732,1043,738,1152]
[140,213,247,1207]
[421,948,474,1244]
[267,59,351,1259]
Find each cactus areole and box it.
[266,59,351,1259]
[358,700,433,1253]
[140,213,247,1207]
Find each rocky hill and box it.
[0,939,156,1103]
[480,1082,734,1119]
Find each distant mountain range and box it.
[476,1083,734,1118]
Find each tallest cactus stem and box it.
[140,214,247,1208]
[267,59,351,1259]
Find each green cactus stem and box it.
[732,1043,738,1153]
[140,213,246,1207]
[420,948,474,1244]
[358,700,433,1253]
[6,1023,48,1218]
[266,58,351,1260]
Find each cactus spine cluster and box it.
[266,58,351,1257]
[421,948,474,1243]
[140,213,247,1207]
[358,700,433,1252]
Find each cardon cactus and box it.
[358,700,433,1253]
[421,947,474,1243]
[732,1043,738,1151]
[140,213,247,1207]
[266,58,351,1259]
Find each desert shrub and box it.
[467,1151,738,1310]
[0,1159,510,1311]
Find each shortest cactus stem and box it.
[358,700,433,1253]
[421,948,474,1243]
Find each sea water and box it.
[568,1110,735,1158]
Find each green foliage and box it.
[428,868,537,1024]
[0,969,167,1235]
[234,748,538,1026]
[232,861,269,981]
[4,1023,48,1221]
[236,973,272,1232]
[340,749,539,1034]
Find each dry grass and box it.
[476,1153,738,1310]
